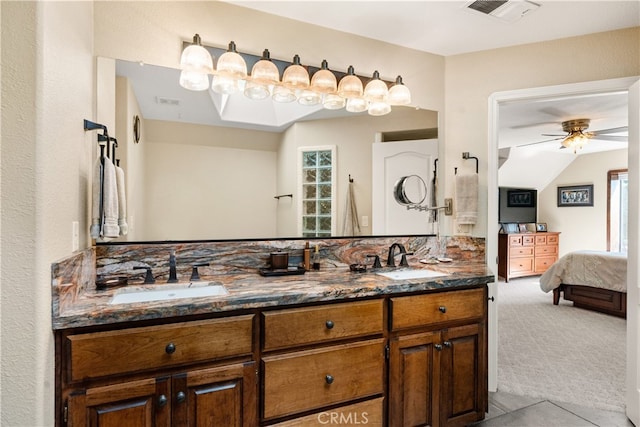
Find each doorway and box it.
[487,77,640,423]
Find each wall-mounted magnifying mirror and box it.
[394,175,427,206]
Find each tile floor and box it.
[470,391,634,427]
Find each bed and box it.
[539,250,627,317]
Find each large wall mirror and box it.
[103,58,439,242]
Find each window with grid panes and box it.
[301,149,334,237]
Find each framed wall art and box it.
[557,184,594,207]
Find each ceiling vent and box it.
[156,96,180,106]
[466,0,540,22]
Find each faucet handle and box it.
[399,252,414,267]
[190,263,210,281]
[366,254,382,269]
[133,266,155,284]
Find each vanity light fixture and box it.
[178,36,412,115]
[244,49,280,100]
[211,41,247,95]
[179,34,214,91]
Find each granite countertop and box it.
[52,262,494,330]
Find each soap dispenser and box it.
[303,242,311,271]
[312,244,321,270]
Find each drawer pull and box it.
[438,306,447,314]
[176,391,186,403]
[325,374,334,385]
[443,341,452,348]
[325,320,334,329]
[435,344,443,351]
[158,394,168,407]
[165,343,176,354]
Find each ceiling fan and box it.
[519,118,628,153]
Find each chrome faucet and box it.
[168,250,178,283]
[387,243,408,267]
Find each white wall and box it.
[1,2,94,425]
[539,149,628,255]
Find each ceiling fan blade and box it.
[541,133,568,137]
[516,136,564,147]
[587,134,628,142]
[590,126,628,135]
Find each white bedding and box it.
[539,250,627,293]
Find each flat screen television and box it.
[499,187,537,223]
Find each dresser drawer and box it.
[390,288,485,331]
[535,256,557,273]
[509,257,534,274]
[508,235,523,246]
[535,245,558,256]
[270,397,384,426]
[262,339,385,420]
[510,246,534,257]
[67,315,254,381]
[263,300,384,351]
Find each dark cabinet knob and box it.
[165,343,176,354]
[434,344,443,351]
[325,320,334,329]
[157,394,168,407]
[443,341,452,348]
[438,306,447,313]
[176,391,186,403]
[325,374,334,385]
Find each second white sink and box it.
[110,283,228,305]
[376,268,447,281]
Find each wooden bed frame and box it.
[553,284,627,318]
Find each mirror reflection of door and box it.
[372,139,438,235]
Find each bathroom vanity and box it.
[52,236,493,426]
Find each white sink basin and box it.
[109,283,228,305]
[376,269,447,281]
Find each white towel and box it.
[115,164,128,236]
[342,181,361,236]
[455,173,478,225]
[90,156,120,240]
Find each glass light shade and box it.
[179,34,214,74]
[388,76,411,106]
[211,74,240,95]
[368,100,391,116]
[323,94,346,110]
[272,84,297,103]
[310,60,337,94]
[215,41,247,79]
[245,49,279,100]
[244,81,271,100]
[282,55,309,89]
[346,97,368,113]
[179,70,210,91]
[363,70,388,103]
[298,89,321,106]
[562,132,588,153]
[337,66,363,98]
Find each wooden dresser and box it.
[498,232,560,282]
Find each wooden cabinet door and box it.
[173,362,257,427]
[439,323,486,427]
[67,377,171,427]
[388,331,441,427]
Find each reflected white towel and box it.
[342,181,361,236]
[455,173,478,225]
[115,164,128,236]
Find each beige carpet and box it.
[497,277,626,412]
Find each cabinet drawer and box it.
[509,246,534,257]
[262,339,384,420]
[535,234,548,245]
[522,235,535,245]
[270,397,384,426]
[67,315,253,381]
[263,300,383,351]
[547,234,559,244]
[509,257,534,274]
[508,235,523,246]
[535,245,558,256]
[390,288,484,331]
[535,256,557,273]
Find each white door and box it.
[372,139,438,235]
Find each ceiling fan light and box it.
[388,75,411,106]
[282,55,310,90]
[310,60,337,94]
[364,71,388,103]
[179,34,214,75]
[337,66,363,98]
[179,69,210,91]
